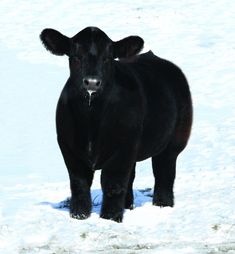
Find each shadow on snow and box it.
[39,188,153,214]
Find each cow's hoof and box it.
[70,206,90,219]
[70,211,89,220]
[153,195,174,207]
[70,200,91,220]
[125,203,134,210]
[153,200,174,208]
[100,212,123,223]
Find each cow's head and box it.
[40,27,144,101]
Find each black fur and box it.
[40,27,193,222]
[114,36,144,59]
[40,29,70,56]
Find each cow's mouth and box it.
[87,89,96,97]
[87,90,97,106]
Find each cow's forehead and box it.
[72,27,112,54]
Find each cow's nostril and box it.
[83,77,102,90]
[96,80,101,87]
[83,79,89,86]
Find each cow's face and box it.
[40,27,144,100]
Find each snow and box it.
[0,0,235,253]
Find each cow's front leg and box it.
[100,169,131,222]
[100,156,135,222]
[58,139,94,219]
[69,168,94,219]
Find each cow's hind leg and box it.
[151,121,191,207]
[100,148,137,222]
[151,149,177,207]
[125,163,136,209]
[152,85,192,207]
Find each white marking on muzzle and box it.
[87,90,96,106]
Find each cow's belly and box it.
[136,108,177,161]
[137,129,173,161]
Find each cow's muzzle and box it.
[83,76,102,96]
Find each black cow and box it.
[40,27,192,222]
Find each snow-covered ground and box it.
[0,1,235,253]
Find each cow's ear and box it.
[114,36,144,59]
[40,28,70,56]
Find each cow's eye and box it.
[71,56,80,67]
[72,56,80,62]
[103,57,111,64]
